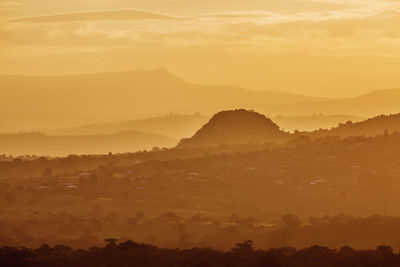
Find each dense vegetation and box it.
[2,240,400,267]
[3,109,400,266]
[2,132,400,251]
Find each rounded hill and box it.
[178,109,289,147]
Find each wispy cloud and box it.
[10,9,183,23]
[0,1,23,7]
[2,8,400,49]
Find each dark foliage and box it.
[1,240,400,267]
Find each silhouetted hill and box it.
[177,110,400,148]
[273,114,365,132]
[7,109,400,155]
[178,109,290,147]
[0,131,176,156]
[309,113,400,138]
[275,88,400,117]
[0,69,320,129]
[45,113,210,139]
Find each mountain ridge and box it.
[0,69,322,128]
[0,130,176,156]
[2,69,400,129]
[307,113,400,138]
[275,88,400,117]
[45,113,209,138]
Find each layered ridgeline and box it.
[273,114,365,132]
[0,131,176,156]
[275,88,400,117]
[0,69,318,129]
[178,109,290,147]
[2,109,400,156]
[178,109,400,148]
[308,113,400,138]
[45,113,209,139]
[2,69,400,130]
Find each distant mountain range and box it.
[0,131,176,156]
[1,109,400,156]
[308,113,400,138]
[0,69,321,128]
[41,113,365,138]
[1,69,400,130]
[45,113,209,139]
[272,114,365,132]
[274,89,400,117]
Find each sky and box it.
[1,0,400,97]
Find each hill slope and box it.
[178,110,400,148]
[45,113,210,139]
[2,69,400,129]
[273,114,365,132]
[0,69,320,129]
[275,89,400,117]
[0,131,176,156]
[309,113,400,138]
[178,109,290,147]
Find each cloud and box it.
[220,9,400,39]
[10,9,183,23]
[0,6,399,67]
[0,1,23,8]
[2,8,400,53]
[191,11,277,20]
[1,0,400,97]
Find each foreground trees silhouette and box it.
[1,240,400,267]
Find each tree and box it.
[232,240,253,253]
[376,245,393,255]
[104,238,118,248]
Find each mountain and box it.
[4,109,400,156]
[178,109,290,147]
[50,112,356,140]
[45,113,210,139]
[0,69,320,129]
[274,89,400,117]
[0,131,176,157]
[273,114,365,132]
[177,109,400,148]
[308,113,400,138]
[2,69,400,130]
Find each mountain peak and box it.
[146,68,185,83]
[178,109,289,147]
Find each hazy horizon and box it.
[3,1,400,265]
[2,0,400,97]
[2,68,400,98]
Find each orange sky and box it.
[1,0,400,96]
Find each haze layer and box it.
[1,0,400,96]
